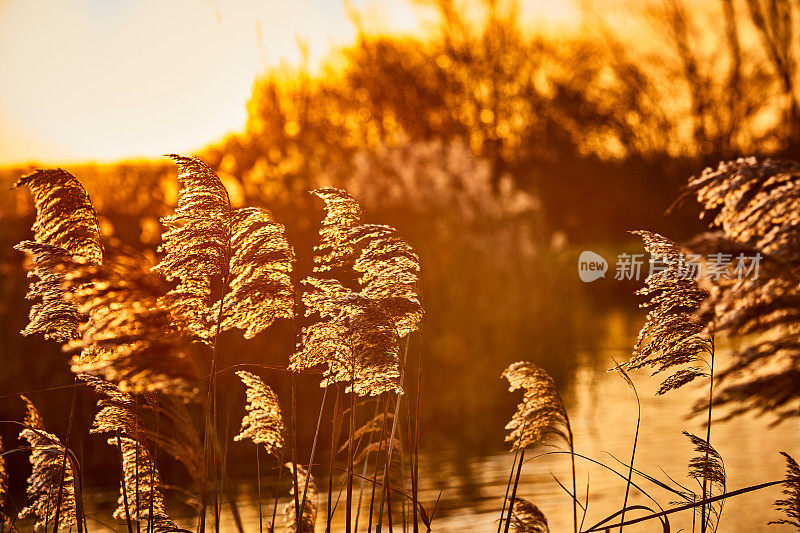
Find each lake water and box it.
[402,309,799,533]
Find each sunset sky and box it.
[0,0,579,165]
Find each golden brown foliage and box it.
[509,498,549,533]
[13,169,103,342]
[683,431,726,531]
[14,169,103,265]
[770,452,800,528]
[686,158,800,419]
[233,370,285,455]
[310,188,422,336]
[155,155,294,341]
[283,463,317,533]
[82,376,181,530]
[502,361,568,451]
[628,231,712,394]
[0,436,9,528]
[68,246,200,398]
[292,286,402,396]
[17,398,78,531]
[214,208,294,339]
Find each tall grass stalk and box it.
[354,399,382,532]
[290,374,301,533]
[298,387,328,529]
[52,378,79,533]
[346,358,356,533]
[375,338,409,533]
[497,450,519,533]
[256,445,262,533]
[116,431,134,533]
[367,397,390,533]
[700,337,716,533]
[616,360,641,533]
[502,448,525,533]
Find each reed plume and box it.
[502,361,568,449]
[13,169,102,342]
[214,208,294,339]
[155,155,294,340]
[683,431,726,532]
[347,223,422,337]
[283,463,317,533]
[83,375,182,530]
[233,371,285,455]
[770,452,800,528]
[14,242,81,342]
[82,374,140,436]
[508,498,549,533]
[627,231,712,394]
[15,169,103,342]
[154,155,230,339]
[502,361,575,533]
[292,288,402,396]
[310,188,362,274]
[17,397,78,531]
[0,436,10,528]
[310,188,422,336]
[14,169,103,265]
[112,436,182,532]
[683,158,800,420]
[292,188,422,398]
[68,245,200,398]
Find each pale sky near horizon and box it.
[0,0,579,165]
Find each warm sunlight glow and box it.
[0,0,579,165]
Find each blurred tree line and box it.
[2,0,800,477]
[199,0,800,244]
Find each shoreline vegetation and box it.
[0,155,799,532]
[2,0,800,531]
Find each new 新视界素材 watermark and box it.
[578,250,762,283]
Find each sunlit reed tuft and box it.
[309,188,422,336]
[292,288,402,396]
[627,231,712,394]
[13,169,102,342]
[685,158,800,420]
[502,361,568,450]
[17,397,78,531]
[283,463,317,533]
[233,371,285,455]
[14,169,103,265]
[508,498,549,533]
[156,155,294,341]
[683,431,726,532]
[0,436,10,528]
[770,452,800,528]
